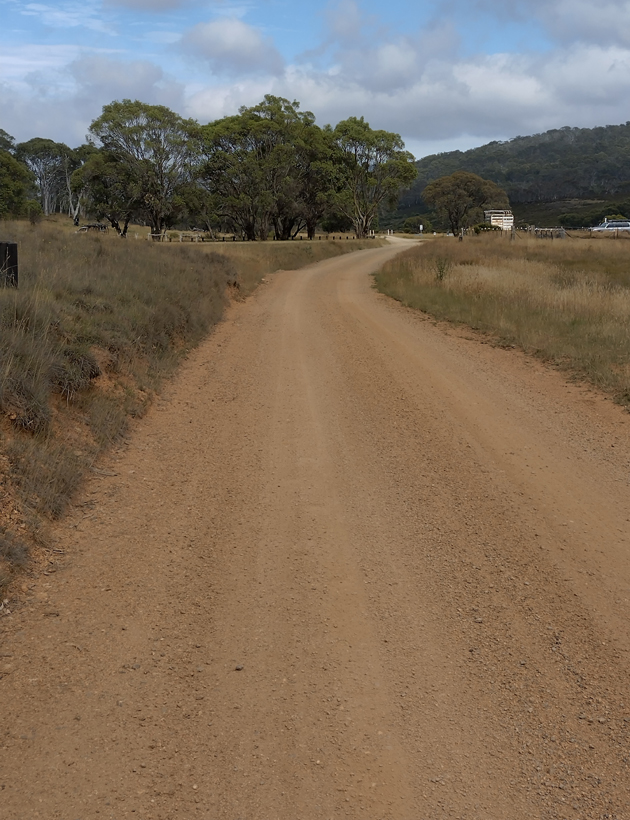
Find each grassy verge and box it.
[189,235,379,296]
[374,232,630,405]
[0,218,379,591]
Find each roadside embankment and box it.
[0,219,379,591]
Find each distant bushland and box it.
[385,121,630,231]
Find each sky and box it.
[2,0,630,159]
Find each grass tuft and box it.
[6,437,84,520]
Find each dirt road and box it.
[2,240,630,820]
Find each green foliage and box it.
[199,95,339,240]
[423,171,509,235]
[320,211,355,234]
[72,151,138,235]
[0,129,16,154]
[433,257,452,281]
[7,95,414,239]
[402,215,430,233]
[88,99,199,235]
[16,137,67,215]
[0,150,32,218]
[558,212,582,227]
[332,116,417,237]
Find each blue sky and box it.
[2,0,630,158]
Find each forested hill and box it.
[401,122,630,207]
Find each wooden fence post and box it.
[0,242,18,287]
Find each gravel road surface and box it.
[2,240,630,820]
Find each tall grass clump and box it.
[374,232,630,405]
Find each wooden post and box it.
[0,242,18,287]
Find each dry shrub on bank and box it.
[0,219,378,590]
[374,233,630,404]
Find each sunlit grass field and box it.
[374,232,630,406]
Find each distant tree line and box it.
[0,96,417,239]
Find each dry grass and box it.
[374,232,630,405]
[198,236,378,295]
[0,217,378,590]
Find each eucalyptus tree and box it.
[0,149,33,218]
[200,95,338,240]
[200,96,304,240]
[331,117,417,237]
[199,109,271,240]
[16,138,69,215]
[72,151,139,236]
[0,129,15,154]
[61,144,98,224]
[423,171,509,234]
[88,99,200,235]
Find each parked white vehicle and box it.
[591,220,630,232]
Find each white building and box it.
[484,210,514,230]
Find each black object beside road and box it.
[0,242,18,287]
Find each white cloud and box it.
[264,43,630,147]
[181,18,284,76]
[543,0,630,47]
[70,54,185,109]
[20,1,116,34]
[0,53,185,145]
[5,0,630,159]
[467,0,630,48]
[323,0,365,43]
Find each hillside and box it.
[394,121,630,227]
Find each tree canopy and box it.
[3,97,415,238]
[0,129,15,154]
[0,149,33,218]
[199,96,345,240]
[88,99,199,235]
[332,117,417,238]
[423,171,509,234]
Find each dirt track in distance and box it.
[2,239,630,820]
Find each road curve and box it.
[2,239,630,820]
